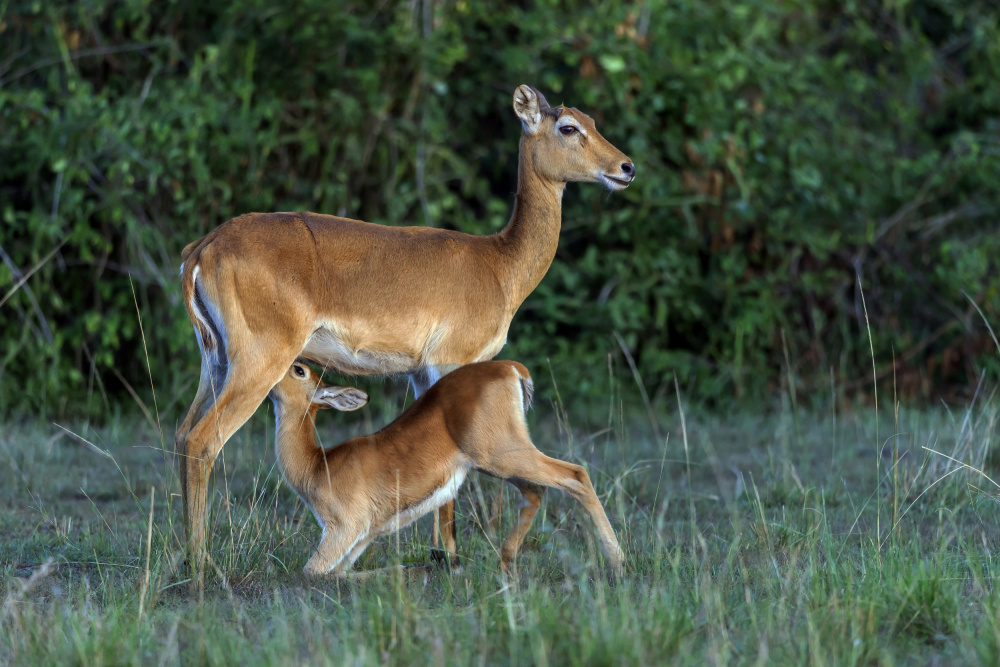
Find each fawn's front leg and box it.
[332,534,376,575]
[304,520,367,576]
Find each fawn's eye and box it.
[559,125,578,136]
[294,365,306,378]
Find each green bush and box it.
[1,0,998,417]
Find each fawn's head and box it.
[513,84,635,191]
[270,362,369,417]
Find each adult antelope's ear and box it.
[314,386,369,411]
[513,84,550,135]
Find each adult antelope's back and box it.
[175,84,636,587]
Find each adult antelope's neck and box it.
[495,137,566,307]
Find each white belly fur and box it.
[300,321,509,375]
[377,462,472,536]
[300,324,418,375]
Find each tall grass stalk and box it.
[858,276,881,557]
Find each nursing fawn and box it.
[269,360,624,577]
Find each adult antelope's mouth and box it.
[601,174,632,191]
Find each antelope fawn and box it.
[269,360,625,577]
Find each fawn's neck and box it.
[274,402,323,488]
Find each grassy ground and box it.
[2,379,1000,665]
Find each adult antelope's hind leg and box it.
[499,480,544,573]
[182,347,299,589]
[175,356,222,530]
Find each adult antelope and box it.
[269,360,624,577]
[176,84,635,584]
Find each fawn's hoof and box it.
[430,548,461,571]
[606,559,625,583]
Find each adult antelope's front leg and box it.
[432,500,459,568]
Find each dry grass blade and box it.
[129,275,164,444]
[110,366,158,432]
[921,446,1000,493]
[857,275,882,549]
[963,290,1000,354]
[52,423,114,460]
[615,330,662,441]
[138,487,155,619]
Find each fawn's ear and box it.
[314,386,369,411]
[513,84,550,135]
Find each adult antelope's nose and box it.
[621,162,635,179]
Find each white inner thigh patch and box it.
[379,465,470,536]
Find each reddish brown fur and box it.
[270,361,624,577]
[175,85,634,586]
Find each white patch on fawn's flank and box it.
[377,460,473,536]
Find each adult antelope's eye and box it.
[294,366,306,378]
[559,125,577,136]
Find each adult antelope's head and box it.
[513,84,635,191]
[270,362,369,417]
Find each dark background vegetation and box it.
[1,0,999,419]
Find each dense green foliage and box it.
[2,0,999,416]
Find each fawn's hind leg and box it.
[499,480,544,572]
[484,444,624,576]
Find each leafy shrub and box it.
[1,0,998,417]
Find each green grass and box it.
[3,381,1000,665]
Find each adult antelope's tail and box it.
[179,234,228,373]
[180,260,211,354]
